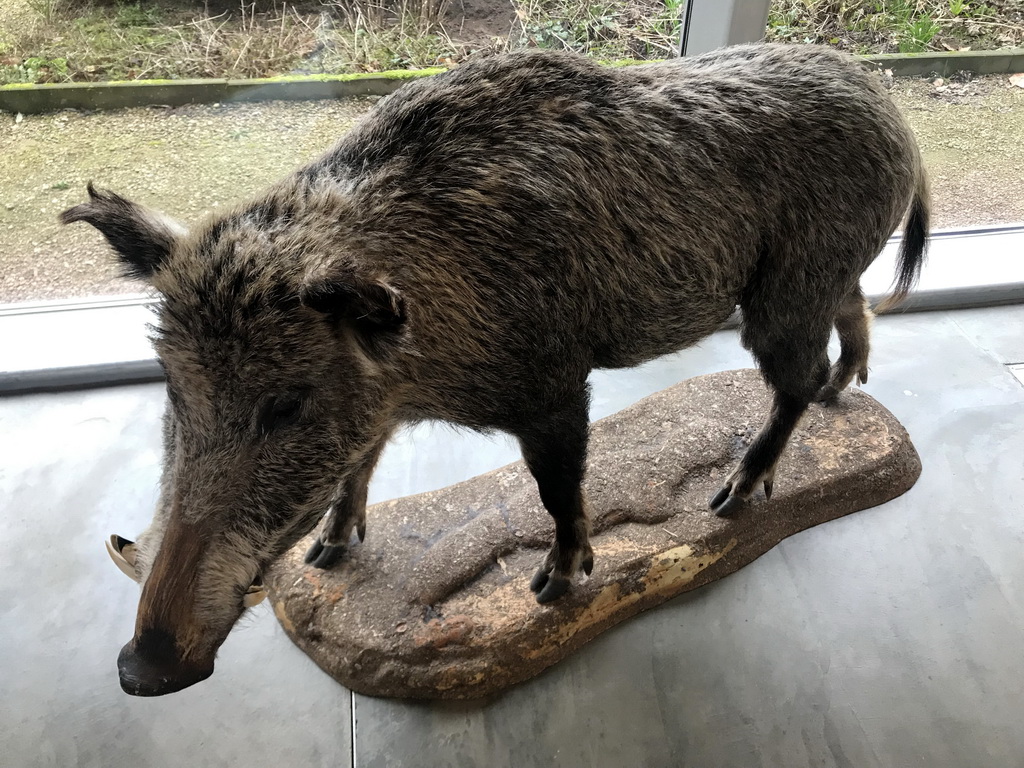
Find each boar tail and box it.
[876,172,930,314]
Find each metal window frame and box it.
[678,0,774,57]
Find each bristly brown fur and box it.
[61,44,929,692]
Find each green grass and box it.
[766,0,1023,54]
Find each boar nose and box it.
[117,629,214,696]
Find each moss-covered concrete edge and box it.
[2,50,1021,115]
[863,48,1024,76]
[0,68,446,114]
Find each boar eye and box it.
[258,394,303,435]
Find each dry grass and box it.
[165,5,321,78]
[1,1,323,82]
[0,0,680,84]
[512,0,683,59]
[309,0,472,73]
[2,0,1024,85]
[0,0,469,83]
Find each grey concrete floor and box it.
[1,305,1023,768]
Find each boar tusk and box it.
[105,534,140,582]
[243,588,267,608]
[243,576,267,608]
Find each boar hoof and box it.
[815,384,841,404]
[581,551,594,575]
[529,542,594,604]
[304,537,347,570]
[529,567,550,593]
[531,572,572,604]
[709,484,749,517]
[710,471,777,516]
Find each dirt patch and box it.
[1,73,1022,304]
[443,0,518,42]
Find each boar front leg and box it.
[515,388,595,604]
[305,440,388,570]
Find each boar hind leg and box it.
[305,440,387,570]
[711,301,833,517]
[516,388,595,605]
[817,288,873,403]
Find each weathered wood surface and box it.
[267,369,921,699]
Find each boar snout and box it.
[117,629,214,696]
[114,514,257,696]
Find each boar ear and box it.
[300,269,407,360]
[59,182,185,280]
[300,269,406,332]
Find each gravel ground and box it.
[1,98,373,302]
[0,0,34,36]
[1,74,1022,304]
[894,74,1024,228]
